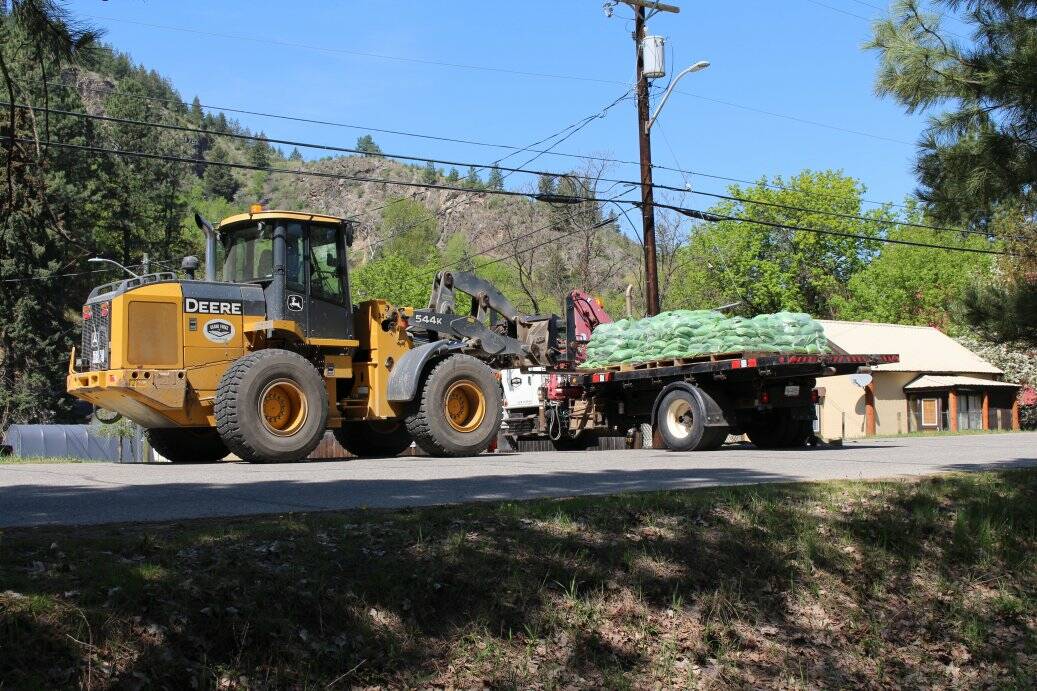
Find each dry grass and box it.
[1,470,1036,689]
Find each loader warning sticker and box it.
[204,319,235,344]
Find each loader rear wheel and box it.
[406,355,502,457]
[146,427,228,464]
[333,421,413,458]
[215,349,328,463]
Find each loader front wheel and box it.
[215,349,328,463]
[333,421,413,458]
[406,355,502,457]
[146,427,228,464]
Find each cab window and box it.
[309,224,345,303]
[285,223,306,292]
[221,224,272,282]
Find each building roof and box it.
[904,375,1020,391]
[819,320,1003,375]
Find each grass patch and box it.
[0,456,85,465]
[868,429,1032,440]
[1,471,1036,687]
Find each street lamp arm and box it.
[646,60,710,133]
[88,257,140,278]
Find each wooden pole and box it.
[982,391,990,431]
[949,389,959,432]
[864,383,876,436]
[1012,397,1021,431]
[634,5,660,316]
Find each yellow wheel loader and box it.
[67,208,563,463]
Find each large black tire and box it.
[214,349,328,463]
[637,422,654,449]
[334,421,413,458]
[146,427,228,464]
[405,355,502,457]
[656,389,708,452]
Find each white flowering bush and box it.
[954,334,1037,385]
[955,334,1037,430]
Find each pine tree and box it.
[204,146,239,201]
[537,174,556,197]
[189,95,203,126]
[868,1,1037,226]
[962,282,1037,346]
[355,134,382,156]
[464,166,481,189]
[422,160,437,185]
[250,133,271,168]
[446,167,460,184]
[289,147,304,163]
[487,165,504,191]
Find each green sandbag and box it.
[583,309,829,365]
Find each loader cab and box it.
[214,210,356,340]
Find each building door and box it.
[920,398,941,430]
[959,393,983,431]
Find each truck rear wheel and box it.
[215,349,328,463]
[656,389,709,452]
[406,355,502,457]
[334,421,413,458]
[146,427,228,464]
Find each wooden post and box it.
[865,383,876,436]
[1012,397,1021,431]
[948,389,959,432]
[982,391,990,431]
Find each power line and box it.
[73,14,921,147]
[13,100,1009,241]
[24,136,1021,259]
[0,263,146,284]
[15,136,567,202]
[360,88,633,252]
[83,14,627,86]
[662,204,1020,257]
[44,80,922,211]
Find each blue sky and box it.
[67,0,940,224]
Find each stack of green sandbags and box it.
[580,310,828,369]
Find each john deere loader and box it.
[67,208,566,463]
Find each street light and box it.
[88,257,139,278]
[646,60,710,133]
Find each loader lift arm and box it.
[410,271,561,368]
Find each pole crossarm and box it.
[620,0,681,13]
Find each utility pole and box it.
[622,0,680,316]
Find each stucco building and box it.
[816,321,1021,439]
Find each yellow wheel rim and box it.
[259,379,308,437]
[444,379,486,433]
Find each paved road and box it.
[1,433,1034,528]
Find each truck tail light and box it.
[82,304,92,320]
[100,302,109,318]
[760,391,770,405]
[811,389,820,403]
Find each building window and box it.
[921,398,939,428]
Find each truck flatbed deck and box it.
[577,353,899,387]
